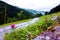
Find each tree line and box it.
[1,1,59,25]
[0,1,43,25]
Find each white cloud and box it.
[2,0,60,11]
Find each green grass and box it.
[0,18,32,28]
[4,12,60,40]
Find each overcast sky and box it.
[1,0,60,11]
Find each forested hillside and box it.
[0,1,42,25]
[49,4,60,13]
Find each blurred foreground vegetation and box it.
[4,12,60,40]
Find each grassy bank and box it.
[4,12,60,40]
[0,18,32,28]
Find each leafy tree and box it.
[45,12,49,15]
[36,13,43,17]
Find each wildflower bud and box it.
[11,24,15,29]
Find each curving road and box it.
[0,17,39,40]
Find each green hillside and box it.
[0,1,43,25]
[4,12,60,40]
[0,1,36,25]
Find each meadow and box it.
[4,12,60,40]
[0,18,32,28]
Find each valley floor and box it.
[0,17,39,40]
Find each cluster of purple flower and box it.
[34,26,60,40]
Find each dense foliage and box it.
[34,26,60,40]
[45,12,49,15]
[0,1,43,25]
[34,19,60,40]
[4,21,53,40]
[4,12,58,40]
[49,4,60,13]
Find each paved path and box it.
[0,17,39,40]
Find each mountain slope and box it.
[49,4,60,13]
[0,1,35,24]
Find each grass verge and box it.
[0,18,32,28]
[4,12,60,40]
